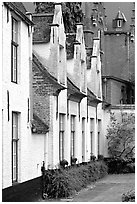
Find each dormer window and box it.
[113,10,127,29]
[117,20,122,27]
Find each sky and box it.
[23,2,35,13]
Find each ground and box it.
[35,173,135,202]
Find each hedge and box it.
[104,157,135,174]
[122,189,135,202]
[42,161,108,199]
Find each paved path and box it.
[35,173,135,202]
[69,173,135,202]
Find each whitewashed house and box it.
[2,2,34,189]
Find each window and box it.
[90,118,94,155]
[11,18,18,83]
[117,20,122,28]
[12,112,19,183]
[59,114,65,161]
[82,118,85,161]
[70,115,75,157]
[98,119,101,155]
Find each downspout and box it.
[44,132,49,170]
[127,32,130,80]
[26,12,33,122]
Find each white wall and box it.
[2,5,47,189]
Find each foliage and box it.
[42,161,108,199]
[34,2,84,33]
[106,112,135,159]
[90,154,96,161]
[122,189,135,202]
[98,154,104,161]
[60,159,68,168]
[104,157,135,174]
[71,157,77,166]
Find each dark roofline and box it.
[67,77,86,102]
[102,76,134,86]
[87,88,102,104]
[33,53,66,91]
[32,113,49,134]
[32,13,54,17]
[4,2,34,26]
[104,31,128,35]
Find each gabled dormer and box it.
[66,23,87,94]
[32,3,67,86]
[112,10,127,30]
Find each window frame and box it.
[82,117,85,161]
[12,112,19,184]
[70,115,75,157]
[90,118,94,155]
[117,20,122,28]
[59,114,65,161]
[11,17,19,83]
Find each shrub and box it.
[42,161,108,199]
[98,154,104,161]
[60,159,68,168]
[122,189,135,202]
[104,157,135,174]
[71,157,77,166]
[90,154,96,161]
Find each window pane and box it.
[13,167,16,181]
[13,113,18,139]
[12,45,17,82]
[12,18,18,43]
[12,141,17,182]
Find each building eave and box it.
[4,2,34,26]
[67,77,86,102]
[33,53,66,95]
[102,76,134,86]
[87,88,102,105]
[31,113,49,134]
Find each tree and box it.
[106,111,135,159]
[34,2,84,33]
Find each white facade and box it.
[2,2,105,190]
[2,3,46,189]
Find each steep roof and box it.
[32,53,66,134]
[33,52,65,95]
[115,10,127,22]
[4,2,34,26]
[11,2,27,14]
[87,88,102,105]
[67,77,86,102]
[32,13,54,43]
[32,113,49,134]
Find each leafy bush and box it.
[122,189,135,202]
[104,157,135,174]
[98,154,104,161]
[60,159,68,168]
[71,157,77,166]
[42,161,108,198]
[106,112,135,159]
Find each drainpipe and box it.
[26,12,33,122]
[127,32,130,80]
[104,78,107,100]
